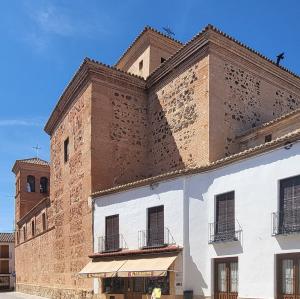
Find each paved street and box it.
[0,292,47,299]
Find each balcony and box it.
[98,234,128,253]
[138,227,176,249]
[272,210,300,235]
[208,220,242,244]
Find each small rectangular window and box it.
[42,213,46,231]
[23,227,26,241]
[31,220,35,237]
[265,134,272,143]
[139,60,143,71]
[64,137,69,163]
[161,57,166,63]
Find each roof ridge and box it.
[115,26,183,67]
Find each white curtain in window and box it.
[282,259,293,294]
[230,262,238,293]
[218,263,227,292]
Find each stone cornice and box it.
[44,58,146,135]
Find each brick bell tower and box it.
[12,158,50,223]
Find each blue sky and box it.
[0,0,300,231]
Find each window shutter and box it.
[216,192,235,234]
[148,206,164,246]
[280,176,300,231]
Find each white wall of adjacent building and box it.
[93,178,185,251]
[93,140,300,298]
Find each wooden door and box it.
[105,215,119,251]
[277,253,300,299]
[280,176,300,233]
[215,258,238,299]
[215,192,235,241]
[148,206,164,247]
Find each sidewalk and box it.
[0,291,47,299]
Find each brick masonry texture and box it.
[14,26,300,298]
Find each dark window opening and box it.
[139,60,143,71]
[279,175,300,234]
[23,227,26,241]
[265,134,272,143]
[40,177,48,193]
[42,213,46,231]
[105,215,119,251]
[147,205,164,247]
[31,220,35,237]
[215,191,235,242]
[27,175,35,192]
[161,57,166,63]
[64,137,69,163]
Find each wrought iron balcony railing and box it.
[98,234,128,253]
[208,219,242,244]
[138,227,176,249]
[272,210,300,235]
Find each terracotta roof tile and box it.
[17,157,50,166]
[0,233,14,243]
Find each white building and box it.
[0,233,15,290]
[80,119,300,299]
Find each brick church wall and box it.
[91,78,148,191]
[209,49,300,160]
[148,54,210,176]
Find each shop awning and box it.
[79,254,177,278]
[117,255,177,277]
[79,260,126,278]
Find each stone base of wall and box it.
[17,283,97,299]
